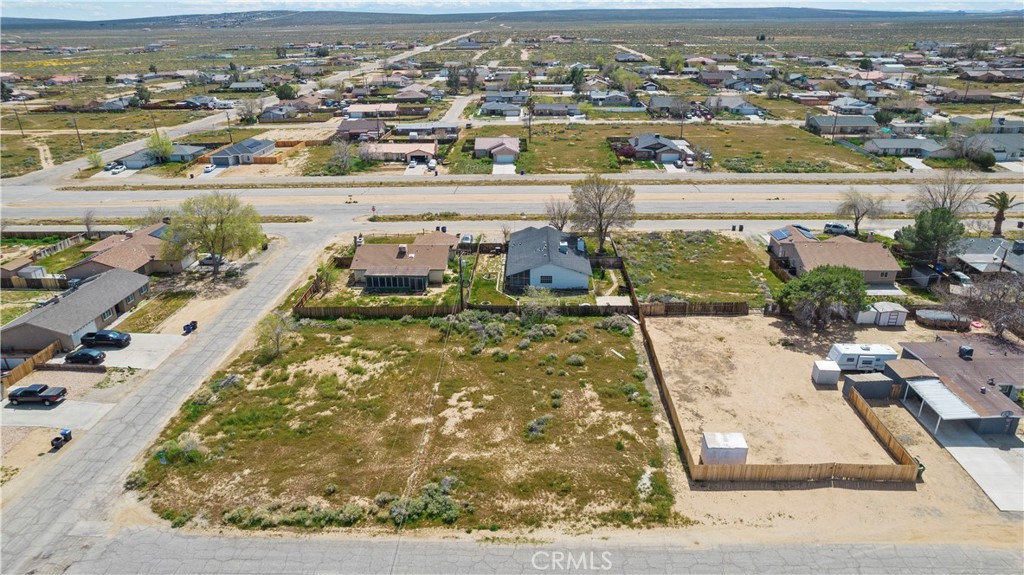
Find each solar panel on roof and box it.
[797,228,818,240]
[769,229,792,241]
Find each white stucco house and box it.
[504,226,592,293]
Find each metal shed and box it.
[812,360,841,385]
[873,302,908,327]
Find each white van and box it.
[427,159,437,170]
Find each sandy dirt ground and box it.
[640,315,1022,548]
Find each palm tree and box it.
[982,192,1022,236]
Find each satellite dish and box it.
[1002,411,1014,418]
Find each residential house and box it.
[63,223,195,280]
[531,84,574,95]
[588,90,630,106]
[849,71,885,81]
[615,53,645,63]
[532,103,580,117]
[209,138,276,166]
[829,96,878,115]
[0,269,150,351]
[958,69,1007,83]
[184,95,217,109]
[119,144,208,169]
[897,335,1024,433]
[785,234,901,288]
[736,69,772,84]
[349,244,448,291]
[412,231,460,259]
[296,65,324,77]
[880,78,914,91]
[479,102,521,116]
[863,138,947,157]
[228,81,265,92]
[279,95,321,113]
[485,90,530,104]
[952,238,1024,275]
[504,226,592,293]
[888,120,929,135]
[393,89,428,103]
[473,135,520,164]
[392,121,461,141]
[936,88,993,103]
[346,103,399,118]
[336,119,388,141]
[805,115,879,135]
[627,133,685,163]
[647,95,685,115]
[98,97,134,112]
[963,133,1024,161]
[766,225,820,260]
[260,105,298,121]
[951,116,1024,134]
[698,71,735,87]
[359,142,438,163]
[705,95,760,115]
[788,91,833,106]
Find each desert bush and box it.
[565,328,588,343]
[124,469,148,491]
[525,323,558,341]
[525,415,552,440]
[566,354,586,366]
[632,367,647,382]
[517,338,531,350]
[492,350,510,362]
[596,314,633,336]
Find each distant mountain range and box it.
[2,7,1021,30]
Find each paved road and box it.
[322,31,479,87]
[442,94,483,123]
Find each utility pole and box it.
[71,115,84,151]
[12,107,25,136]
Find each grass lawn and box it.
[468,254,516,305]
[1,290,54,326]
[688,124,886,172]
[748,96,825,120]
[618,230,781,304]
[115,291,195,333]
[0,136,41,178]
[134,315,674,530]
[32,239,98,272]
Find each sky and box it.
[2,0,1021,20]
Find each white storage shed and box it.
[873,302,908,327]
[700,432,748,465]
[827,343,899,372]
[812,360,842,385]
[853,307,878,325]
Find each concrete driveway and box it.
[51,334,187,370]
[197,166,224,178]
[1,400,114,430]
[404,164,425,176]
[901,157,932,171]
[492,164,518,175]
[997,160,1024,173]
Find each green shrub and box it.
[566,355,586,366]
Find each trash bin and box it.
[731,225,736,231]
[738,224,744,232]
[915,457,925,481]
[60,429,72,442]
[441,226,447,233]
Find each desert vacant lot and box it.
[136,314,677,531]
[647,315,947,465]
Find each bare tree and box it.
[83,209,96,239]
[499,223,512,243]
[835,188,887,236]
[910,170,981,216]
[568,175,636,254]
[257,311,294,358]
[942,273,1024,338]
[357,142,376,162]
[326,142,353,175]
[544,196,572,231]
[235,98,263,123]
[765,81,785,99]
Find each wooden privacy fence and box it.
[295,304,460,319]
[848,388,917,466]
[1,341,61,391]
[2,276,68,290]
[640,301,749,317]
[692,462,917,482]
[30,233,85,261]
[252,142,305,165]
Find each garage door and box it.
[71,321,98,347]
[660,153,680,163]
[494,153,515,164]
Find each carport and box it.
[902,377,978,433]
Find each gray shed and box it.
[873,302,908,327]
[842,372,895,399]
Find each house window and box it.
[101,308,114,321]
[125,293,135,304]
[880,272,889,278]
[540,275,553,284]
[139,284,149,295]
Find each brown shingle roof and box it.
[350,244,448,274]
[66,223,167,273]
[792,236,900,273]
[412,231,458,248]
[1,257,33,272]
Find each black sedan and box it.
[65,348,106,365]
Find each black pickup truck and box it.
[80,329,131,348]
[8,384,68,406]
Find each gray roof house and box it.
[0,269,150,352]
[627,133,685,163]
[589,90,631,106]
[830,96,878,115]
[863,138,946,157]
[99,96,134,112]
[806,115,879,135]
[119,144,208,169]
[532,103,580,116]
[952,238,1024,274]
[963,133,1024,161]
[484,90,530,104]
[209,138,276,166]
[229,81,265,92]
[479,102,521,116]
[260,105,297,121]
[705,95,760,115]
[504,226,592,293]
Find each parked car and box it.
[203,164,216,173]
[103,161,120,171]
[199,254,227,266]
[7,384,67,406]
[948,271,974,286]
[823,222,853,236]
[408,160,418,169]
[427,159,437,170]
[685,157,695,166]
[65,348,106,365]
[674,159,685,168]
[110,165,127,174]
[80,330,131,348]
[460,234,474,244]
